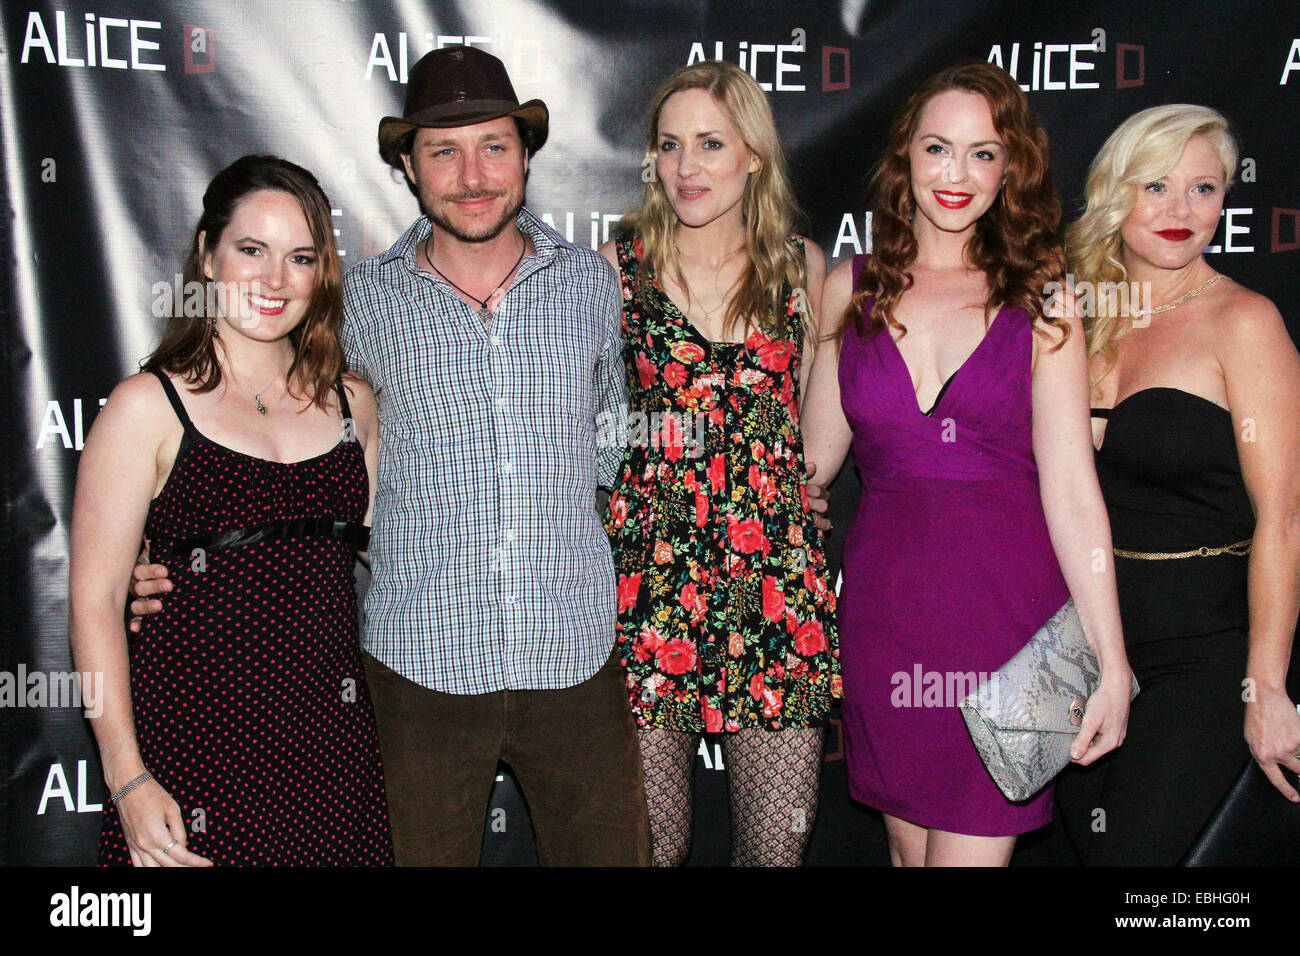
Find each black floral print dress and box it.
[605,234,840,733]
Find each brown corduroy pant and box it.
[362,648,651,866]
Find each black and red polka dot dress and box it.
[99,370,393,866]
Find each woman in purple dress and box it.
[801,63,1132,866]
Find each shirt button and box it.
[501,460,514,474]
[490,334,501,346]
[506,595,517,605]
[505,529,516,543]
[495,396,505,407]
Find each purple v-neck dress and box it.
[837,258,1069,836]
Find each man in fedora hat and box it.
[338,45,649,865]
[127,44,648,866]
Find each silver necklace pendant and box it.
[255,394,268,416]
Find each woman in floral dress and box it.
[599,60,839,866]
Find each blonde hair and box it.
[1067,104,1237,384]
[619,60,807,341]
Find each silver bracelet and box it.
[109,770,153,805]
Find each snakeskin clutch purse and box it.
[958,599,1140,802]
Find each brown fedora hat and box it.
[377,46,548,169]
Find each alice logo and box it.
[19,12,166,71]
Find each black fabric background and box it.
[4,0,1298,865]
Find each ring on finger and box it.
[163,839,176,855]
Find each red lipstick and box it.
[934,190,974,209]
[1156,229,1193,241]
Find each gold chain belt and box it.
[1113,538,1253,560]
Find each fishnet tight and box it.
[638,726,826,866]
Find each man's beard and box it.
[423,189,525,243]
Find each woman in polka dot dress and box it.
[69,156,392,866]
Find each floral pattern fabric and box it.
[604,234,841,732]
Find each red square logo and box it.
[184,25,215,74]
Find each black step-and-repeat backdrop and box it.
[4,0,1298,866]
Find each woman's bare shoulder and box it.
[1217,279,1284,331]
[81,370,180,467]
[104,370,178,421]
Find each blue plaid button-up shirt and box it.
[342,208,628,694]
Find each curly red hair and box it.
[839,61,1066,344]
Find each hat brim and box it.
[378,99,548,168]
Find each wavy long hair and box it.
[1067,104,1236,386]
[144,155,345,410]
[838,62,1066,344]
[619,60,807,341]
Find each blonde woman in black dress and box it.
[1055,105,1300,865]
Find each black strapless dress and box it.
[1055,388,1254,865]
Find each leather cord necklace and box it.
[424,232,527,323]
